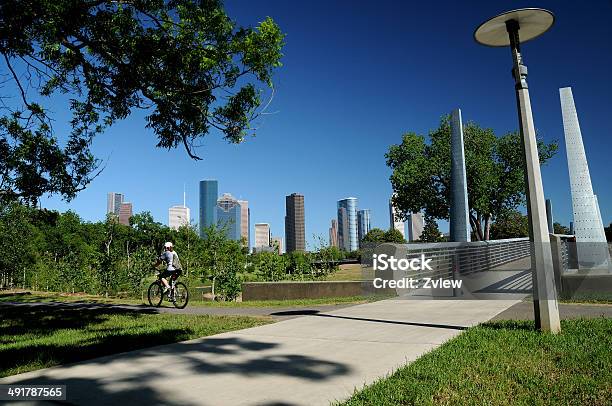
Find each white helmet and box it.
[164,241,173,248]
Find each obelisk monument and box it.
[559,87,610,269]
[450,108,470,242]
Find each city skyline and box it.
[40,1,612,248]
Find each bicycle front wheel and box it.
[173,282,189,309]
[147,282,163,307]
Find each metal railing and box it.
[369,238,531,281]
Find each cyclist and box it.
[154,242,183,301]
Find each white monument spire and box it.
[560,87,609,269]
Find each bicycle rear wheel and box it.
[147,282,163,307]
[173,282,189,309]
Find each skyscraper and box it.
[107,192,124,216]
[199,180,218,237]
[338,197,358,252]
[389,198,405,238]
[285,193,305,252]
[329,219,339,247]
[216,193,241,241]
[560,87,610,268]
[357,209,371,242]
[118,202,132,226]
[254,223,271,248]
[407,212,424,242]
[169,205,190,230]
[237,199,250,248]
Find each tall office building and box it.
[118,202,132,226]
[237,200,250,248]
[560,87,610,268]
[216,193,241,241]
[407,212,424,242]
[338,197,358,252]
[329,219,339,247]
[199,180,218,237]
[389,198,405,238]
[169,205,190,230]
[357,209,371,242]
[285,193,305,252]
[271,236,283,254]
[107,192,124,216]
[254,223,271,248]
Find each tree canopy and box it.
[386,117,557,240]
[0,0,285,204]
[362,228,406,244]
[489,210,529,240]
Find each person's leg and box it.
[160,271,171,290]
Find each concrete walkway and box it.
[2,298,520,405]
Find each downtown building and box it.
[107,192,124,216]
[388,198,405,238]
[357,209,371,242]
[216,193,242,241]
[329,219,339,248]
[271,236,283,254]
[254,223,271,248]
[285,193,305,252]
[237,200,250,248]
[338,197,358,252]
[199,180,218,237]
[407,212,424,242]
[169,205,190,230]
[118,202,132,226]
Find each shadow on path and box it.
[6,335,351,405]
[269,310,467,331]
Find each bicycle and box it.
[147,269,189,309]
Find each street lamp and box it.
[474,8,561,333]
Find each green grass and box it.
[340,318,612,405]
[0,304,271,377]
[324,264,373,281]
[0,290,381,307]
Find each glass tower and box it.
[199,180,218,237]
[357,209,371,243]
[337,197,358,252]
[216,193,241,241]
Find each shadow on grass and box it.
[0,302,157,340]
[478,319,536,331]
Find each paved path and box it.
[2,299,520,406]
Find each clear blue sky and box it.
[40,0,612,248]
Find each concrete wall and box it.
[242,281,395,301]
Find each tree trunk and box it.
[484,214,491,241]
[469,213,484,241]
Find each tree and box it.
[383,228,406,243]
[418,215,444,242]
[200,224,244,301]
[362,228,386,244]
[386,117,557,240]
[490,210,529,240]
[362,228,406,244]
[553,222,570,235]
[0,0,285,204]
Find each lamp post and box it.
[474,8,561,333]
